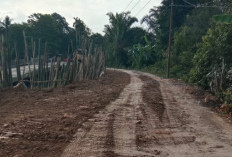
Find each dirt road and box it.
[0,70,130,157]
[1,69,232,157]
[62,69,232,157]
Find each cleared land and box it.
[1,69,232,157]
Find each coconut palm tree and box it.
[0,16,12,45]
[141,7,160,34]
[104,12,138,66]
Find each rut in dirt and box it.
[61,70,146,157]
[61,70,196,157]
[138,72,232,157]
[61,70,232,157]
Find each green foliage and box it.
[223,86,232,104]
[142,0,196,51]
[104,12,139,67]
[0,13,94,60]
[138,0,232,105]
[140,62,167,78]
[73,17,91,49]
[223,68,232,105]
[128,36,155,68]
[171,8,220,80]
[9,23,30,58]
[90,33,104,47]
[140,0,216,77]
[28,13,64,56]
[190,23,232,93]
[0,16,12,31]
[171,26,194,79]
[0,16,12,46]
[213,15,232,24]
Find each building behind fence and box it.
[0,31,105,89]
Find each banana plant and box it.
[213,0,232,24]
[213,15,232,24]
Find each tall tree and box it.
[0,16,12,85]
[142,0,196,51]
[28,13,62,56]
[104,12,138,66]
[52,13,72,54]
[9,23,30,59]
[90,33,104,47]
[0,16,11,44]
[171,7,221,79]
[73,17,91,49]
[141,0,220,75]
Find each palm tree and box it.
[0,16,12,86]
[104,12,138,66]
[141,7,160,34]
[0,16,11,45]
[73,17,90,49]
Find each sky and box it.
[0,0,162,34]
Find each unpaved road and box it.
[1,69,232,157]
[62,69,232,157]
[0,70,130,157]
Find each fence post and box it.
[52,57,61,88]
[14,43,21,82]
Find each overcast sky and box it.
[0,0,162,34]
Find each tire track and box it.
[62,70,232,157]
[138,71,232,157]
[62,70,154,157]
[136,75,196,156]
[102,112,116,156]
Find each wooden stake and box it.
[49,59,54,87]
[7,45,12,86]
[23,31,31,87]
[0,68,2,87]
[38,39,41,86]
[32,41,36,89]
[14,43,21,81]
[43,42,48,87]
[52,57,61,88]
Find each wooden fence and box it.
[0,31,105,89]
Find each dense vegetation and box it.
[0,13,104,59]
[0,0,232,107]
[103,0,232,108]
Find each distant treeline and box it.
[0,13,105,88]
[0,13,104,60]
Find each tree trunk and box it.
[1,35,8,87]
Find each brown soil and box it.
[168,79,221,107]
[138,71,232,157]
[1,69,232,157]
[0,70,130,157]
[167,78,232,124]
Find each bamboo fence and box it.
[0,31,105,89]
